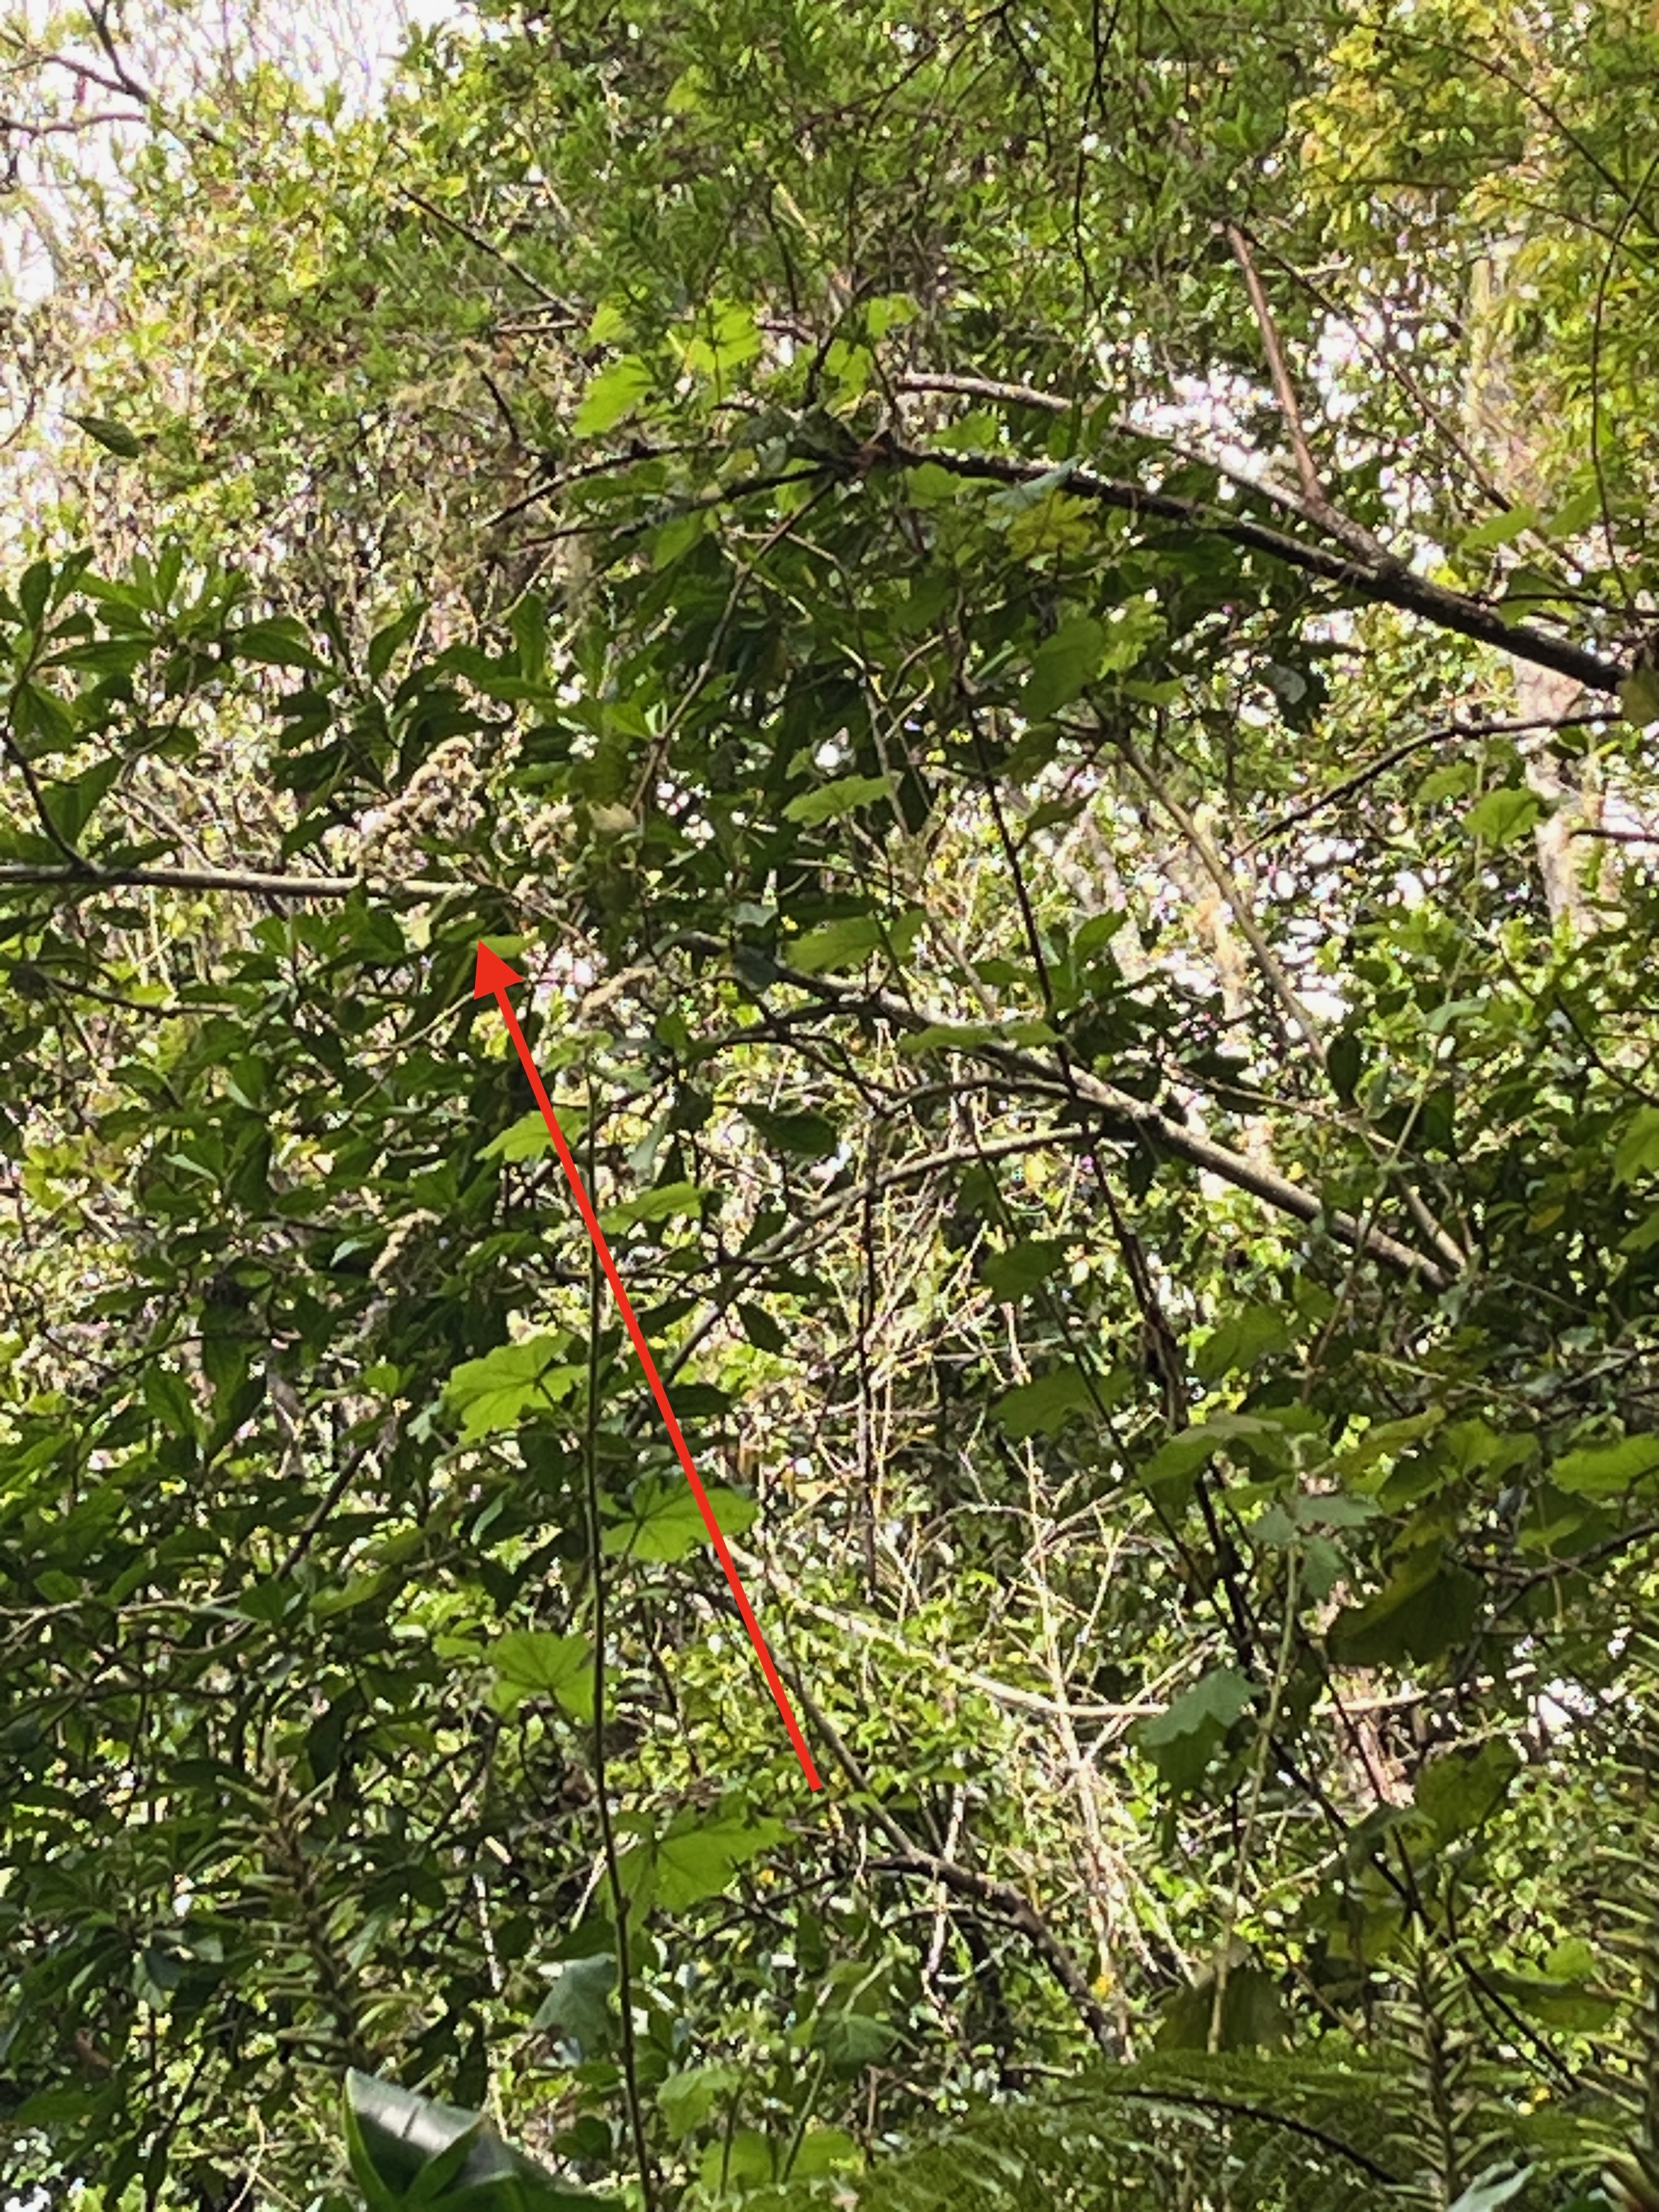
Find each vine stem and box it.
[582,1070,658,2211]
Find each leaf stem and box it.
[582,1069,658,2211]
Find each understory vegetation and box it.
[4,2,1659,2207]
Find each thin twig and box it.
[1224,223,1390,564]
[1113,729,1467,1277]
[582,1077,659,2212]
[0,862,462,899]
[1237,711,1607,855]
[483,442,699,530]
[785,1671,1122,2058]
[1242,230,1516,519]
[396,186,577,315]
[673,938,1451,1285]
[1,715,95,871]
[83,2,153,107]
[1573,825,1659,845]
[890,370,1309,516]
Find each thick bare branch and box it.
[874,437,1623,696]
[680,934,1454,1286]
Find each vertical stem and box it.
[856,1158,878,1598]
[1208,1551,1300,2054]
[778,2051,828,2180]
[582,1073,658,2211]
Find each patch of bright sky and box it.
[1,0,459,309]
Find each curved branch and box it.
[0,862,459,900]
[874,437,1623,695]
[786,1669,1123,2059]
[680,934,1453,1286]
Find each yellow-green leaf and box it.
[573,356,653,437]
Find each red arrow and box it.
[472,942,821,1791]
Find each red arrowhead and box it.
[462,927,821,1790]
[473,941,523,998]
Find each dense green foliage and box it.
[4,2,1659,2208]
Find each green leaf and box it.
[1548,1432,1659,1496]
[811,2012,900,2073]
[652,510,707,568]
[572,357,653,436]
[602,1480,758,1562]
[1483,1940,1617,2031]
[1327,1030,1363,1102]
[866,293,916,338]
[992,1364,1095,1438]
[1542,487,1602,538]
[1613,1105,1659,1185]
[897,1015,1058,1057]
[142,1364,196,1438]
[1020,795,1089,838]
[1339,1408,1446,1480]
[1327,1549,1482,1666]
[1415,1741,1520,1843]
[68,412,145,459]
[507,593,547,680]
[1141,1414,1283,1489]
[679,300,761,379]
[648,1807,786,1909]
[1460,504,1537,551]
[1006,489,1096,560]
[1098,596,1164,672]
[657,2062,743,2140]
[597,1180,702,1229]
[586,300,629,345]
[531,1955,615,2052]
[313,1570,394,1618]
[342,2070,600,2210]
[443,1334,583,1440]
[788,915,884,973]
[1516,1482,1600,1558]
[477,1108,561,1163]
[489,1630,594,1720]
[12,680,77,753]
[1464,786,1542,845]
[41,757,122,845]
[904,460,968,505]
[229,617,324,669]
[1497,564,1567,615]
[1137,1668,1255,1792]
[1156,1958,1288,2052]
[899,1020,995,1053]
[783,772,895,826]
[1022,616,1106,718]
[1192,1305,1291,1382]
[790,2126,863,2175]
[988,461,1080,514]
[1620,665,1659,727]
[737,1302,788,1354]
[200,1319,250,1399]
[736,1105,840,1158]
[367,605,423,681]
[980,1238,1070,1303]
[698,2132,773,2190]
[1141,1668,1256,1742]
